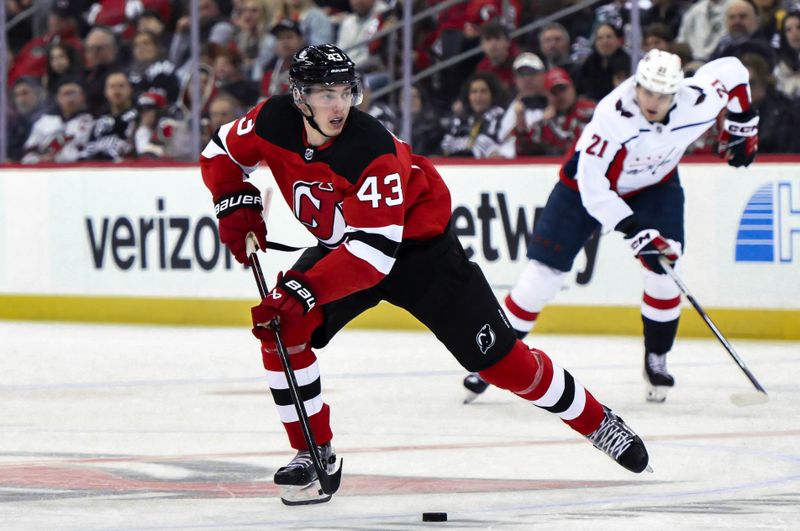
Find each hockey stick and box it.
[246,232,343,495]
[658,257,768,406]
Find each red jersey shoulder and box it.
[325,109,399,185]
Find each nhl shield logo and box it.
[476,324,496,355]
[304,148,314,161]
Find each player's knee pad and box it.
[505,260,567,331]
[641,262,682,323]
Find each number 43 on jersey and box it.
[356,173,404,208]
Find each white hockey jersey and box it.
[561,57,753,230]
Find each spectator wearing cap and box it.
[7,1,84,87]
[475,21,521,91]
[576,22,630,102]
[498,52,547,152]
[441,71,512,159]
[517,67,595,156]
[261,19,306,98]
[336,0,390,73]
[537,22,581,87]
[710,0,776,68]
[8,77,48,162]
[22,79,94,164]
[274,0,334,47]
[643,22,675,52]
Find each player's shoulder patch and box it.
[614,98,634,118]
[254,94,305,150]
[329,109,397,184]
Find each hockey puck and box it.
[422,512,447,522]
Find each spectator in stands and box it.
[129,30,181,107]
[233,0,278,81]
[8,77,48,162]
[275,0,334,46]
[754,0,785,48]
[677,0,729,61]
[441,72,511,159]
[205,93,243,145]
[212,46,260,107]
[775,10,800,100]
[641,0,689,41]
[358,77,398,133]
[537,22,581,88]
[6,0,36,55]
[336,0,389,73]
[84,26,127,115]
[262,19,306,98]
[81,71,139,161]
[7,1,83,87]
[516,67,595,157]
[475,21,519,91]
[44,43,84,99]
[498,52,547,152]
[741,53,800,153]
[21,79,94,164]
[576,22,630,102]
[170,0,236,77]
[711,0,776,67]
[643,22,674,52]
[405,84,446,157]
[136,9,173,49]
[86,0,174,41]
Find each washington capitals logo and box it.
[476,324,496,355]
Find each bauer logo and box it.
[735,182,800,263]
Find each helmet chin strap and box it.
[296,101,333,139]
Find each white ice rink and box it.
[1,321,798,530]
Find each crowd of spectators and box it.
[5,0,800,163]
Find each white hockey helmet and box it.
[635,49,683,94]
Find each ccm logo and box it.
[285,279,316,311]
[729,124,757,134]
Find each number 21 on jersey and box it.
[356,173,403,208]
[585,134,609,157]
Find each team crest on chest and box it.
[292,181,346,246]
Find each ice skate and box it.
[274,443,337,506]
[586,406,651,473]
[644,352,675,403]
[463,372,490,404]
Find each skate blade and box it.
[279,480,332,506]
[646,384,670,403]
[645,464,654,473]
[463,391,481,404]
[730,391,769,407]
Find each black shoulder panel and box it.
[255,94,306,151]
[328,108,397,184]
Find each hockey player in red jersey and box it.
[200,44,650,505]
[480,49,759,405]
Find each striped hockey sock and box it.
[479,340,605,435]
[262,344,332,450]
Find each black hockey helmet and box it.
[290,44,363,106]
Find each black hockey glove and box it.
[718,109,759,168]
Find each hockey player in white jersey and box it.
[465,49,759,404]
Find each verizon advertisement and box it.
[1,162,798,310]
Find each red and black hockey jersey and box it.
[200,94,452,306]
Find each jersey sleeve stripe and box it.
[346,229,402,257]
[344,239,397,275]
[217,121,259,174]
[200,135,227,158]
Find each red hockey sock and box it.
[479,340,605,435]
[262,345,333,450]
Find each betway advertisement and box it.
[1,162,798,309]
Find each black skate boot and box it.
[274,443,337,506]
[586,406,651,473]
[644,352,675,403]
[463,372,490,404]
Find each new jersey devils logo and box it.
[293,181,346,246]
[476,324,496,355]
